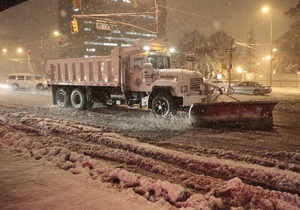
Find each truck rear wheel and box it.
[55,88,70,108]
[152,94,176,117]
[70,89,87,110]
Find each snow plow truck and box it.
[46,39,277,129]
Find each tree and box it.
[175,30,208,68]
[242,29,257,73]
[174,30,232,79]
[206,31,231,78]
[274,1,300,73]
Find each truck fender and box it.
[147,86,173,109]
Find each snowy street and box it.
[0,86,300,209]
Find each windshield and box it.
[147,55,171,69]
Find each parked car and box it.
[7,73,47,91]
[206,79,228,92]
[230,81,272,95]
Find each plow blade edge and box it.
[189,101,278,130]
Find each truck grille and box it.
[190,78,203,90]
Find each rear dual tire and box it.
[70,89,94,110]
[55,88,93,110]
[55,88,70,108]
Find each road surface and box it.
[0,86,299,209]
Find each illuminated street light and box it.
[17,48,23,53]
[262,5,273,86]
[262,6,269,13]
[237,66,243,82]
[40,30,60,65]
[3,48,7,53]
[237,66,243,73]
[265,55,271,61]
[53,31,60,36]
[169,47,175,53]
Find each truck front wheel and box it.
[70,89,87,110]
[55,88,70,108]
[152,94,176,117]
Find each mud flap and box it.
[189,101,278,130]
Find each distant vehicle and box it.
[206,79,228,92]
[230,81,272,95]
[7,73,47,91]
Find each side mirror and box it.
[142,63,155,79]
[143,63,153,69]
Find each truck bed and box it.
[46,56,119,87]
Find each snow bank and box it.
[0,113,299,209]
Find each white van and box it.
[7,73,48,91]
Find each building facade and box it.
[58,0,166,58]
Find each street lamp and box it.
[262,5,273,86]
[40,30,60,65]
[17,48,23,53]
[237,66,243,82]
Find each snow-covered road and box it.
[0,87,299,209]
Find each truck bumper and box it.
[182,92,218,107]
[182,95,207,107]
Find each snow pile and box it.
[216,177,300,209]
[275,100,300,112]
[0,114,299,209]
[0,114,6,123]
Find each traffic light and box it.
[70,19,78,34]
[58,36,62,45]
[72,0,81,11]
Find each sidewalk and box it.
[272,87,300,95]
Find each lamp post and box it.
[40,30,60,65]
[262,6,273,86]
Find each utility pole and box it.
[269,15,273,87]
[155,0,159,37]
[227,38,234,95]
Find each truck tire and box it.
[152,94,175,117]
[55,88,70,108]
[70,89,87,110]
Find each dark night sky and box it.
[166,0,298,48]
[0,0,298,53]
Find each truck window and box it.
[147,55,170,69]
[134,57,145,70]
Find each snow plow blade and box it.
[189,101,278,130]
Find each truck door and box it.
[129,56,146,91]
